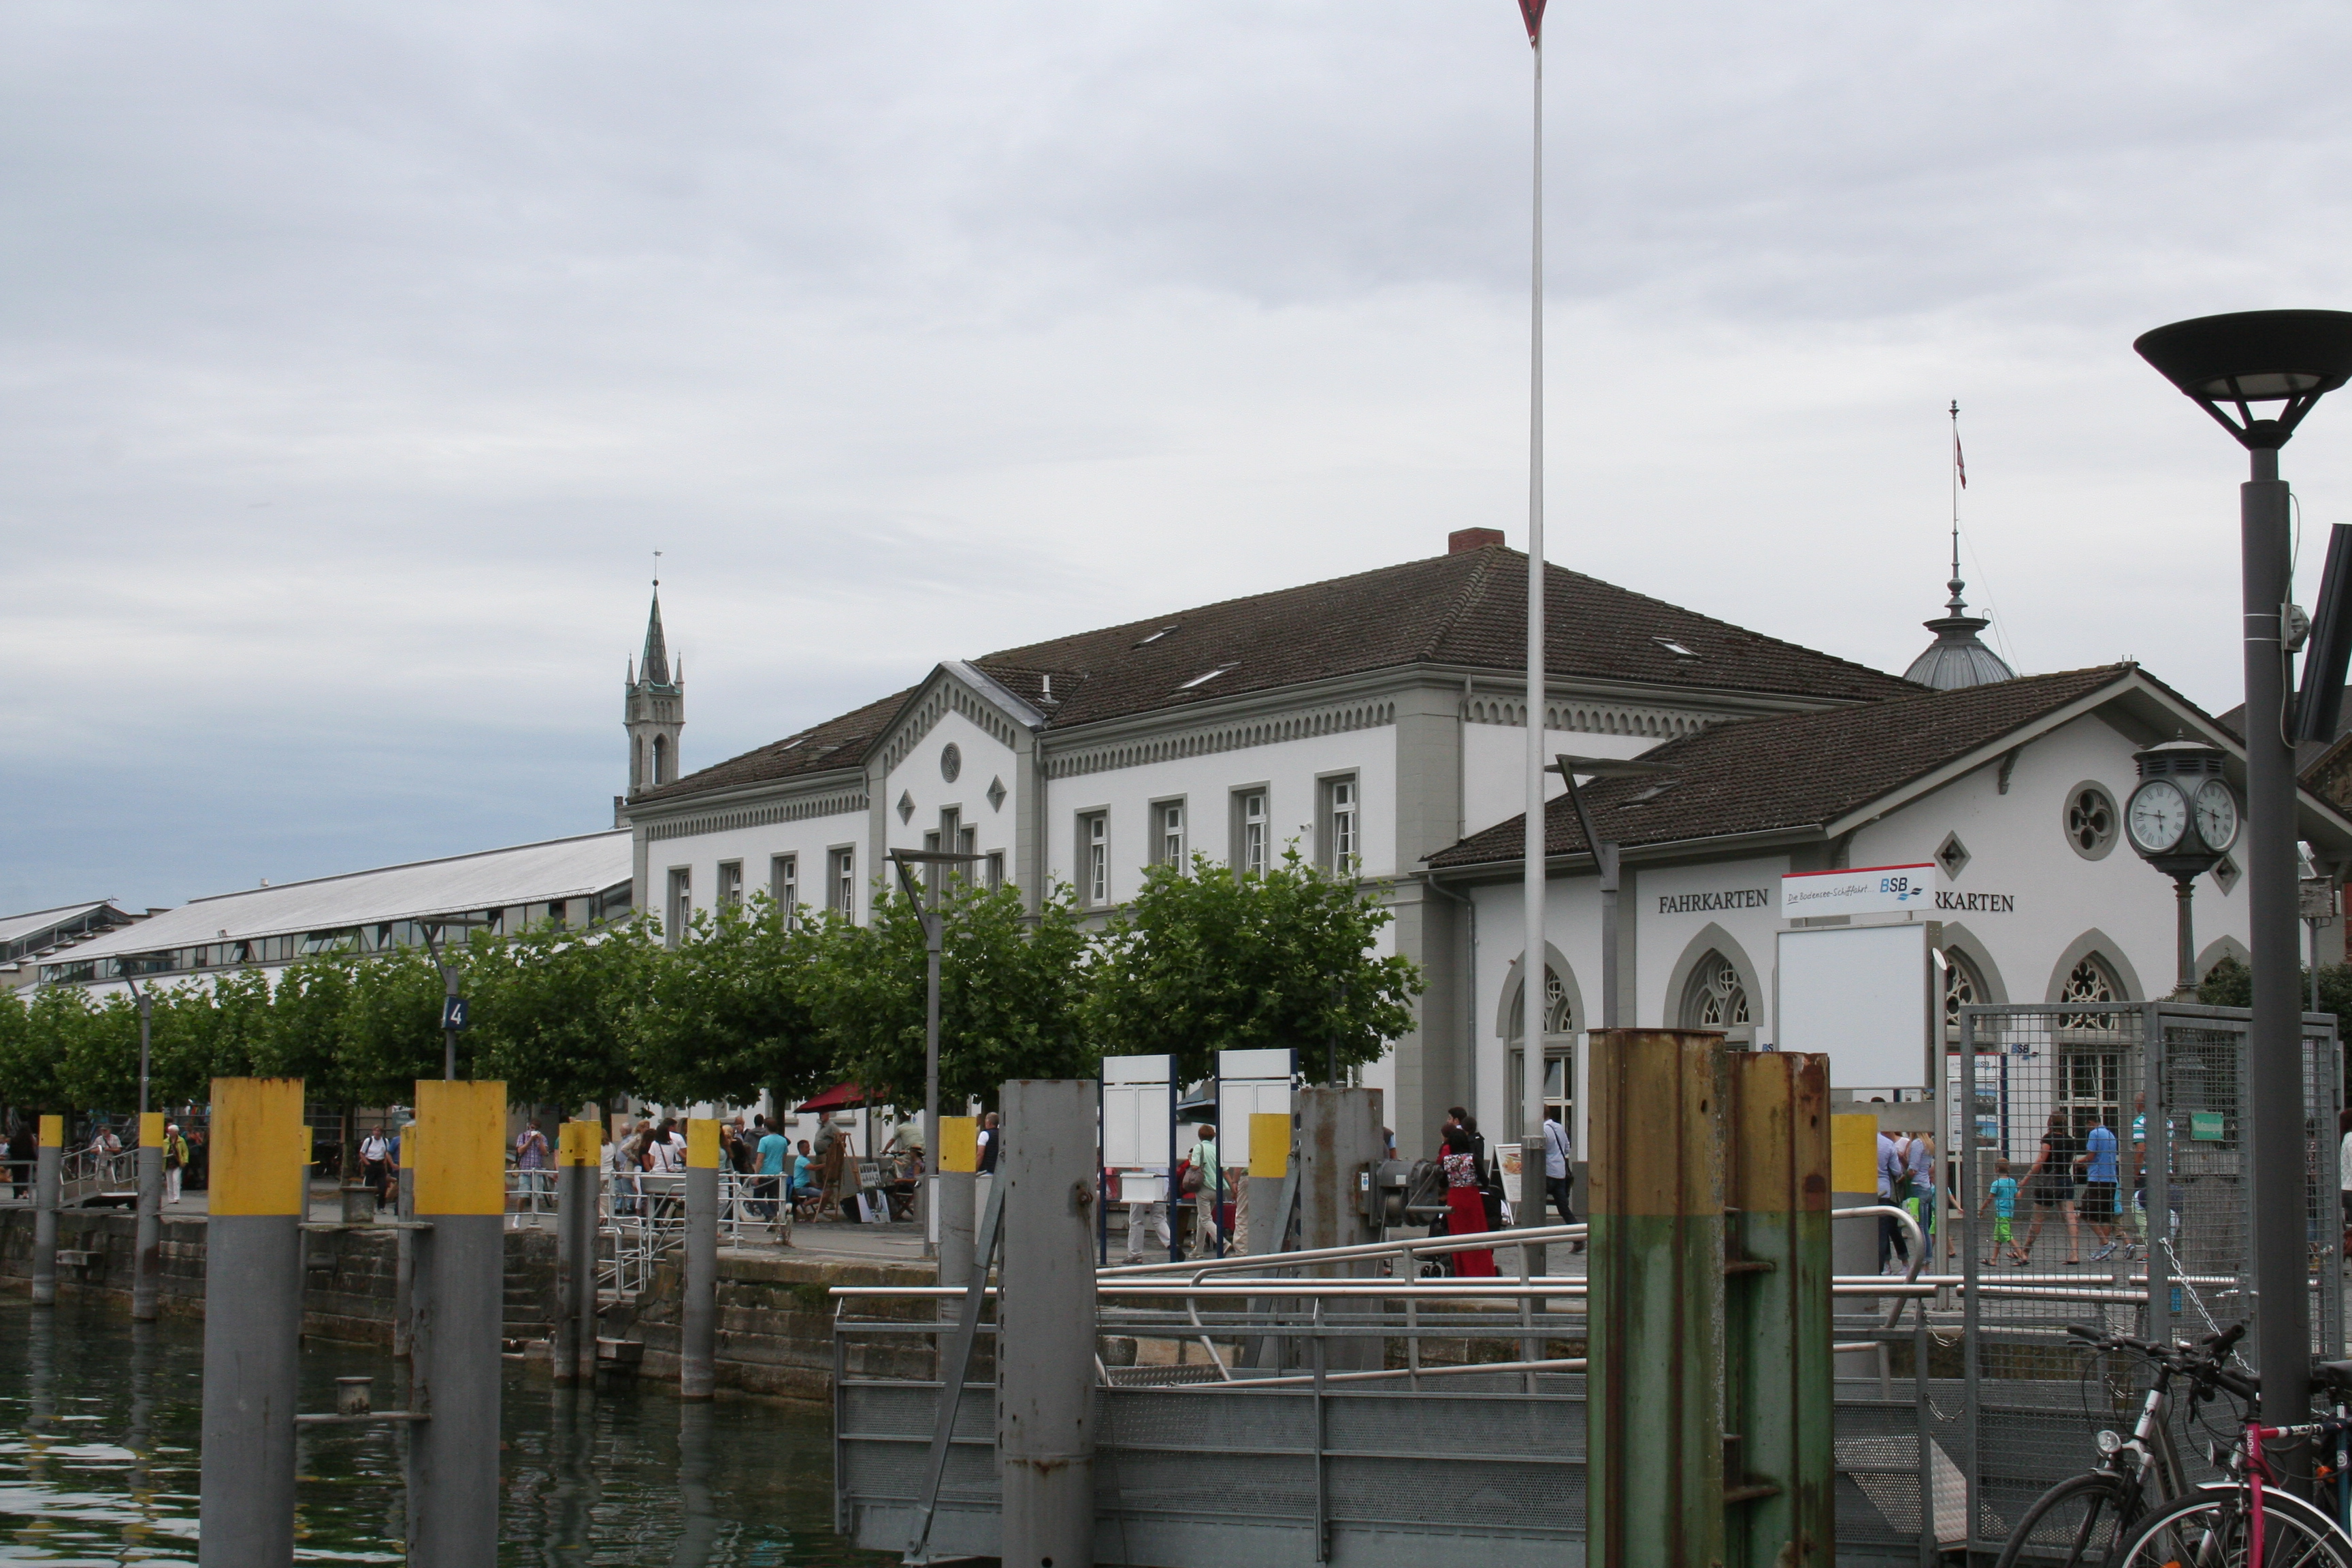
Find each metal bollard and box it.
[1245,1111,1290,1257]
[198,1077,307,1567]
[997,1080,1098,1568]
[555,1119,600,1386]
[406,1080,505,1568]
[133,1111,164,1322]
[31,1115,61,1307]
[681,1117,719,1400]
[935,1115,977,1320]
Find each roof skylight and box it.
[1135,625,1180,647]
[1177,665,1236,690]
[1652,637,1700,658]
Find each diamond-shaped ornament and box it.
[987,776,1007,813]
[897,790,915,824]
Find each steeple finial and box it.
[1947,399,1967,615]
[1904,399,2014,689]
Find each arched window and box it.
[1942,946,1987,1043]
[2058,953,2123,1032]
[1680,951,1751,1031]
[652,734,669,786]
[633,736,644,789]
[1507,966,1577,1141]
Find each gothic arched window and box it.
[1507,966,1577,1141]
[1681,951,1750,1030]
[2058,953,2123,1032]
[1942,947,1987,1043]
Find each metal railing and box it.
[57,1147,135,1206]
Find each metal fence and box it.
[1952,1000,2342,1557]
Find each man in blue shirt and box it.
[2081,1115,2121,1262]
[755,1121,791,1225]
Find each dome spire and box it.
[1904,402,2016,689]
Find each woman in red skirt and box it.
[1441,1125,1497,1277]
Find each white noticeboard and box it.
[1774,923,1934,1093]
[1101,1054,1172,1171]
[1217,1047,1293,1169]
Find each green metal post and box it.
[1725,1050,1835,1568]
[1588,1029,1729,1568]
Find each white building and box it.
[36,830,634,997]
[1427,664,2352,1152]
[621,528,1926,1156]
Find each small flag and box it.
[1519,0,1546,45]
[1950,399,1966,489]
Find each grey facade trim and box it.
[1936,921,2011,1009]
[877,668,1029,777]
[2193,933,2250,981]
[1660,921,1765,1036]
[1494,943,1587,1041]
[1047,698,1399,781]
[1462,692,1714,741]
[643,789,868,843]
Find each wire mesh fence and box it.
[1953,1000,2342,1556]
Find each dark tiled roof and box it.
[969,546,1918,730]
[1428,666,2135,869]
[631,687,913,805]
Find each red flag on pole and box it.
[1519,0,1546,45]
[1954,428,1967,489]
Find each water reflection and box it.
[0,1297,885,1565]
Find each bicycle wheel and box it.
[2116,1489,2352,1567]
[1996,1471,2140,1567]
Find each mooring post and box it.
[1245,1111,1290,1256]
[394,1119,416,1358]
[555,1118,600,1385]
[197,1076,307,1567]
[1293,1086,1383,1370]
[133,1109,164,1322]
[31,1114,61,1307]
[681,1117,720,1400]
[1724,1050,1835,1568]
[997,1079,1098,1568]
[1828,1112,1880,1380]
[406,1079,506,1567]
[936,1115,977,1318]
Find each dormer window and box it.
[1652,637,1700,658]
[1178,665,1235,691]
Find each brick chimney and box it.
[1450,527,1505,555]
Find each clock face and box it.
[2127,779,2189,854]
[2192,778,2240,854]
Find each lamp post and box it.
[2136,308,2352,1441]
[888,848,985,1260]
[2119,742,2240,998]
[1550,754,1671,1033]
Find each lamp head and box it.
[1551,753,1672,780]
[2134,310,2352,449]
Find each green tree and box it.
[343,943,474,1104]
[0,988,33,1117]
[807,879,1095,1114]
[1088,848,1425,1085]
[636,896,828,1110]
[476,916,659,1112]
[2198,956,2352,1041]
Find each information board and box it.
[1101,1054,1172,1171]
[1774,923,1934,1093]
[1218,1047,1293,1169]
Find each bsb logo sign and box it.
[1780,864,1938,918]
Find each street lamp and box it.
[1550,753,1672,1032]
[2120,742,2241,998]
[888,848,985,1260]
[2136,308,2352,1438]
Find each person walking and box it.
[359,1125,391,1208]
[975,1111,1000,1174]
[1980,1157,2027,1266]
[1876,1129,1911,1274]
[514,1120,551,1215]
[604,1123,639,1221]
[1540,1107,1581,1250]
[1441,1126,1497,1277]
[2080,1113,2120,1262]
[1184,1124,1222,1259]
[162,1122,189,1206]
[1122,1171,1172,1264]
[2018,1111,2082,1266]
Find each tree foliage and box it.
[634,897,824,1109]
[1087,848,1425,1085]
[2198,956,2352,1041]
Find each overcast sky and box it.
[7,1,2352,916]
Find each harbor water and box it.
[0,1295,885,1565]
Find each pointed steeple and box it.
[640,583,674,690]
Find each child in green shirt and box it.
[1980,1158,2025,1266]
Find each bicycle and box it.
[1995,1324,2352,1567]
[2110,1405,2352,1567]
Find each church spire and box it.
[624,570,685,795]
[640,581,674,689]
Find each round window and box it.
[2064,783,2117,861]
[941,743,962,783]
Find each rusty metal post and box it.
[1588,1030,1729,1568]
[406,1080,506,1568]
[1724,1051,1835,1568]
[996,1079,1098,1568]
[681,1117,719,1400]
[555,1119,600,1385]
[133,1111,164,1321]
[31,1115,61,1307]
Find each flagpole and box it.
[1520,11,1550,1249]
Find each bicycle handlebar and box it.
[2065,1321,2257,1400]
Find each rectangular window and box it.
[830,848,855,917]
[1321,775,1359,870]
[986,850,1005,891]
[1079,812,1109,906]
[717,860,744,908]
[1234,788,1268,876]
[545,901,568,930]
[666,867,691,946]
[770,855,798,926]
[1153,799,1185,867]
[924,828,943,904]
[1506,1046,1575,1142]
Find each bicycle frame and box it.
[2242,1415,2352,1562]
